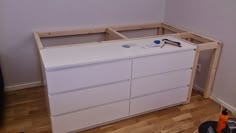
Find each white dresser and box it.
[40,36,196,133]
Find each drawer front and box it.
[51,100,129,133]
[131,69,191,98]
[130,87,188,115]
[49,81,130,116]
[46,60,132,94]
[132,50,195,78]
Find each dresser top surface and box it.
[40,36,196,71]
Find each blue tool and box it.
[154,40,161,45]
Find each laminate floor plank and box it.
[0,87,221,133]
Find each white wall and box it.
[0,0,165,90]
[165,0,236,111]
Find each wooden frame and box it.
[34,22,222,103]
[174,32,222,100]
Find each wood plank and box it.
[186,48,200,103]
[204,43,222,98]
[2,87,222,133]
[38,27,107,38]
[190,33,214,43]
[105,28,128,40]
[172,113,192,122]
[37,23,161,38]
[161,23,186,33]
[33,32,43,50]
[110,23,161,31]
[189,31,220,43]
[178,32,216,43]
[158,27,164,35]
[198,42,219,51]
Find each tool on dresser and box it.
[161,38,182,48]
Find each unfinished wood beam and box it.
[178,33,201,42]
[177,32,217,44]
[173,32,191,39]
[111,23,162,32]
[187,48,200,103]
[189,34,214,43]
[158,27,164,35]
[38,27,107,38]
[175,32,222,99]
[161,23,186,33]
[162,24,218,43]
[190,31,220,43]
[105,28,128,40]
[198,42,219,51]
[33,32,44,82]
[204,44,222,98]
[33,32,44,50]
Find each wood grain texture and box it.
[105,28,128,40]
[204,44,222,98]
[34,32,44,50]
[0,87,221,133]
[187,48,200,103]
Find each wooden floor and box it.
[0,87,221,133]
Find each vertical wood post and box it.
[186,48,200,103]
[204,43,222,98]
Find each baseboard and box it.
[210,95,236,114]
[194,84,204,93]
[5,81,43,91]
[194,85,236,114]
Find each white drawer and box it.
[132,50,195,78]
[130,87,188,115]
[49,81,130,116]
[51,100,129,133]
[46,60,132,94]
[131,69,191,97]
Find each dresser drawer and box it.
[130,87,188,115]
[46,60,132,94]
[51,100,129,133]
[131,69,191,97]
[49,81,130,116]
[132,50,195,78]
